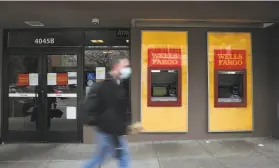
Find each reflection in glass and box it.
[217,71,244,103]
[84,50,129,67]
[84,50,129,86]
[84,50,131,123]
[151,70,178,102]
[8,55,39,131]
[47,55,77,131]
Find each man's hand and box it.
[128,122,143,135]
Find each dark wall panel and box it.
[269,25,279,139]
[0,29,3,138]
[130,28,141,123]
[250,29,273,137]
[187,29,208,138]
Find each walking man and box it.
[82,55,132,168]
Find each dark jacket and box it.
[95,78,129,136]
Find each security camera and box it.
[92,18,100,25]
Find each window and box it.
[83,49,131,123]
[215,71,247,107]
[84,50,130,85]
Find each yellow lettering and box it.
[224,54,231,59]
[218,60,224,65]
[218,54,225,59]
[152,59,178,65]
[152,59,159,64]
[218,59,243,66]
[218,53,244,60]
[151,53,179,60]
[227,60,233,65]
[237,54,243,59]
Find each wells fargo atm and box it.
[147,48,182,107]
[214,49,247,108]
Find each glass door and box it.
[6,53,44,142]
[4,51,80,143]
[43,53,79,142]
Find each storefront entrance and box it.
[3,49,82,142]
[1,29,130,143]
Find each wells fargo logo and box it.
[214,49,246,70]
[148,48,181,67]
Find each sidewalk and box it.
[0,138,279,168]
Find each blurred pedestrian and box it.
[82,55,132,168]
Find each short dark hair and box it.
[109,55,128,70]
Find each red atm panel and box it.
[213,49,247,108]
[147,48,182,107]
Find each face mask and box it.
[119,67,132,79]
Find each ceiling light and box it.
[25,21,44,27]
[126,40,129,43]
[263,23,274,28]
[103,51,112,54]
[91,40,104,43]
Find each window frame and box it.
[214,70,247,108]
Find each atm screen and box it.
[152,86,167,97]
[151,69,178,102]
[217,71,244,103]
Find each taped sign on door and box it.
[96,67,106,79]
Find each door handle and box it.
[40,90,45,103]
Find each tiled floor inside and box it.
[0,138,279,168]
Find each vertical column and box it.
[130,28,141,123]
[269,26,279,139]
[0,29,3,140]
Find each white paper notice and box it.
[29,73,38,86]
[68,72,77,85]
[47,73,57,85]
[96,67,106,79]
[66,106,76,119]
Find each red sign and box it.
[56,73,68,85]
[214,49,246,70]
[17,74,29,86]
[148,48,182,67]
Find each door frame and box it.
[2,47,83,143]
[2,49,44,142]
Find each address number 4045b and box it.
[34,38,55,45]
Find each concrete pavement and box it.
[0,138,279,168]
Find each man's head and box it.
[232,86,240,96]
[109,56,131,80]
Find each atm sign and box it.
[148,48,182,67]
[214,49,246,70]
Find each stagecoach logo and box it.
[116,30,129,37]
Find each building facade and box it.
[0,2,279,143]
[0,25,278,143]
